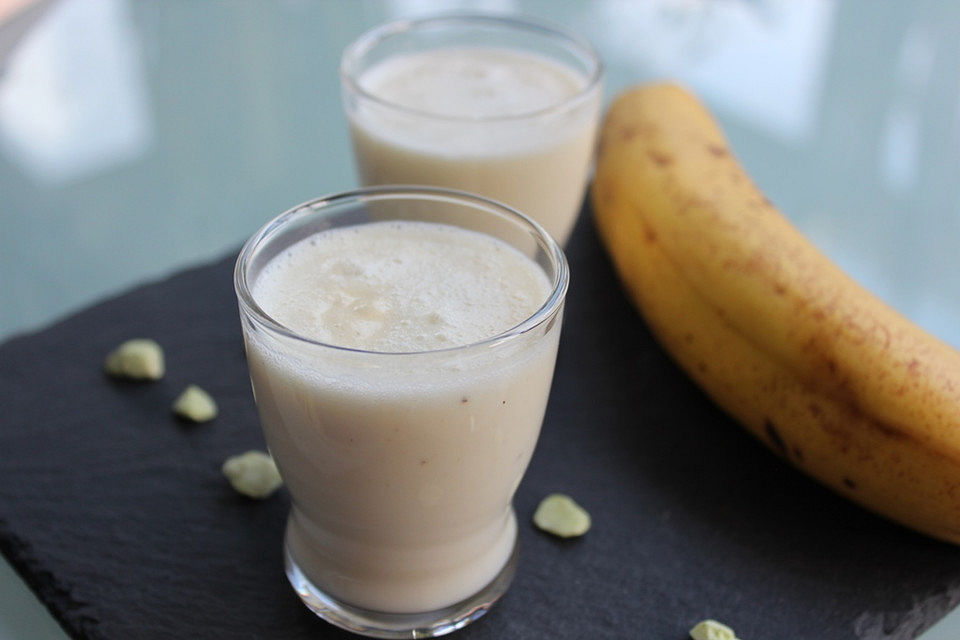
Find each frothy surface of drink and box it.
[358,47,587,119]
[251,221,551,352]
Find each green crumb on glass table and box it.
[103,339,165,380]
[690,619,739,640]
[222,451,283,499]
[533,493,591,538]
[172,385,218,422]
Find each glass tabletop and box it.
[1,1,958,638]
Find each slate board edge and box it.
[0,515,102,640]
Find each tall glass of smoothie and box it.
[234,187,568,637]
[340,14,603,245]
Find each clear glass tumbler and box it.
[234,187,568,638]
[340,14,603,245]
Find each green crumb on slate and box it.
[172,385,218,422]
[533,493,591,538]
[690,619,739,640]
[222,451,283,499]
[104,339,165,380]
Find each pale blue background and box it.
[1,1,959,638]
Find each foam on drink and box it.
[358,47,586,125]
[253,221,551,352]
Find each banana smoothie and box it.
[242,219,561,614]
[343,42,602,244]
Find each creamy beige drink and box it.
[244,220,560,614]
[343,45,602,244]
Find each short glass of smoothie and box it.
[234,186,568,637]
[340,14,603,245]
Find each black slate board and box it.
[2,208,960,640]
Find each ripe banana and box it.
[591,83,960,544]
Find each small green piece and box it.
[222,451,283,499]
[690,619,738,640]
[104,339,165,380]
[172,385,218,422]
[533,493,591,538]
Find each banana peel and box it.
[592,83,960,544]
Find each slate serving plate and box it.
[2,208,959,640]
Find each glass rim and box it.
[339,12,604,124]
[234,185,570,356]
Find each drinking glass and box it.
[234,186,568,637]
[340,14,603,244]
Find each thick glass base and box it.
[284,537,518,638]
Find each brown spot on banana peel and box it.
[648,150,673,166]
[595,182,614,208]
[764,419,789,457]
[707,144,728,157]
[868,418,913,442]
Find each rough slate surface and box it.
[2,209,960,640]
